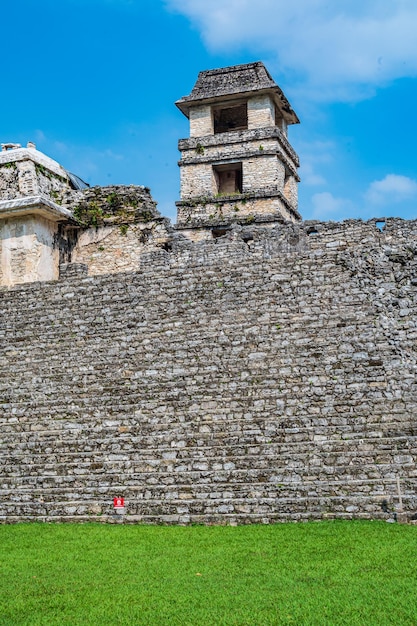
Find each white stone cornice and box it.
[0,195,72,221]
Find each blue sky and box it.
[2,0,417,222]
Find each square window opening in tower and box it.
[213,163,243,195]
[213,103,248,134]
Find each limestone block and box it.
[17,161,38,196]
[190,105,213,137]
[284,175,298,210]
[243,156,285,193]
[180,163,216,198]
[247,95,275,129]
[0,163,19,200]
[0,215,59,286]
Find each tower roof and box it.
[176,62,299,124]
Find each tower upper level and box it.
[176,61,299,137]
[175,62,301,232]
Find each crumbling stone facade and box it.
[0,143,74,286]
[1,218,417,524]
[0,64,416,525]
[58,185,172,277]
[0,147,172,286]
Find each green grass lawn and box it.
[0,520,416,625]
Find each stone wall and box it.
[247,94,275,129]
[58,185,172,276]
[0,215,60,285]
[178,128,299,197]
[1,217,417,524]
[189,105,213,137]
[0,182,167,286]
[0,163,19,200]
[0,149,72,202]
[176,192,294,231]
[177,126,300,226]
[244,155,284,190]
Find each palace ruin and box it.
[0,63,416,524]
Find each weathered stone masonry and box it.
[1,218,417,523]
[1,62,416,524]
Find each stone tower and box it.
[175,62,301,233]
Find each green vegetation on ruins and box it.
[0,521,416,625]
[72,187,156,228]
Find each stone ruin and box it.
[0,62,301,287]
[0,63,416,524]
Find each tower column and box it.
[175,62,301,232]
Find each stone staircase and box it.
[1,223,417,523]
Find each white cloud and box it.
[301,164,326,187]
[365,174,417,205]
[297,140,334,186]
[34,130,46,143]
[307,176,417,221]
[311,191,354,219]
[165,0,417,101]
